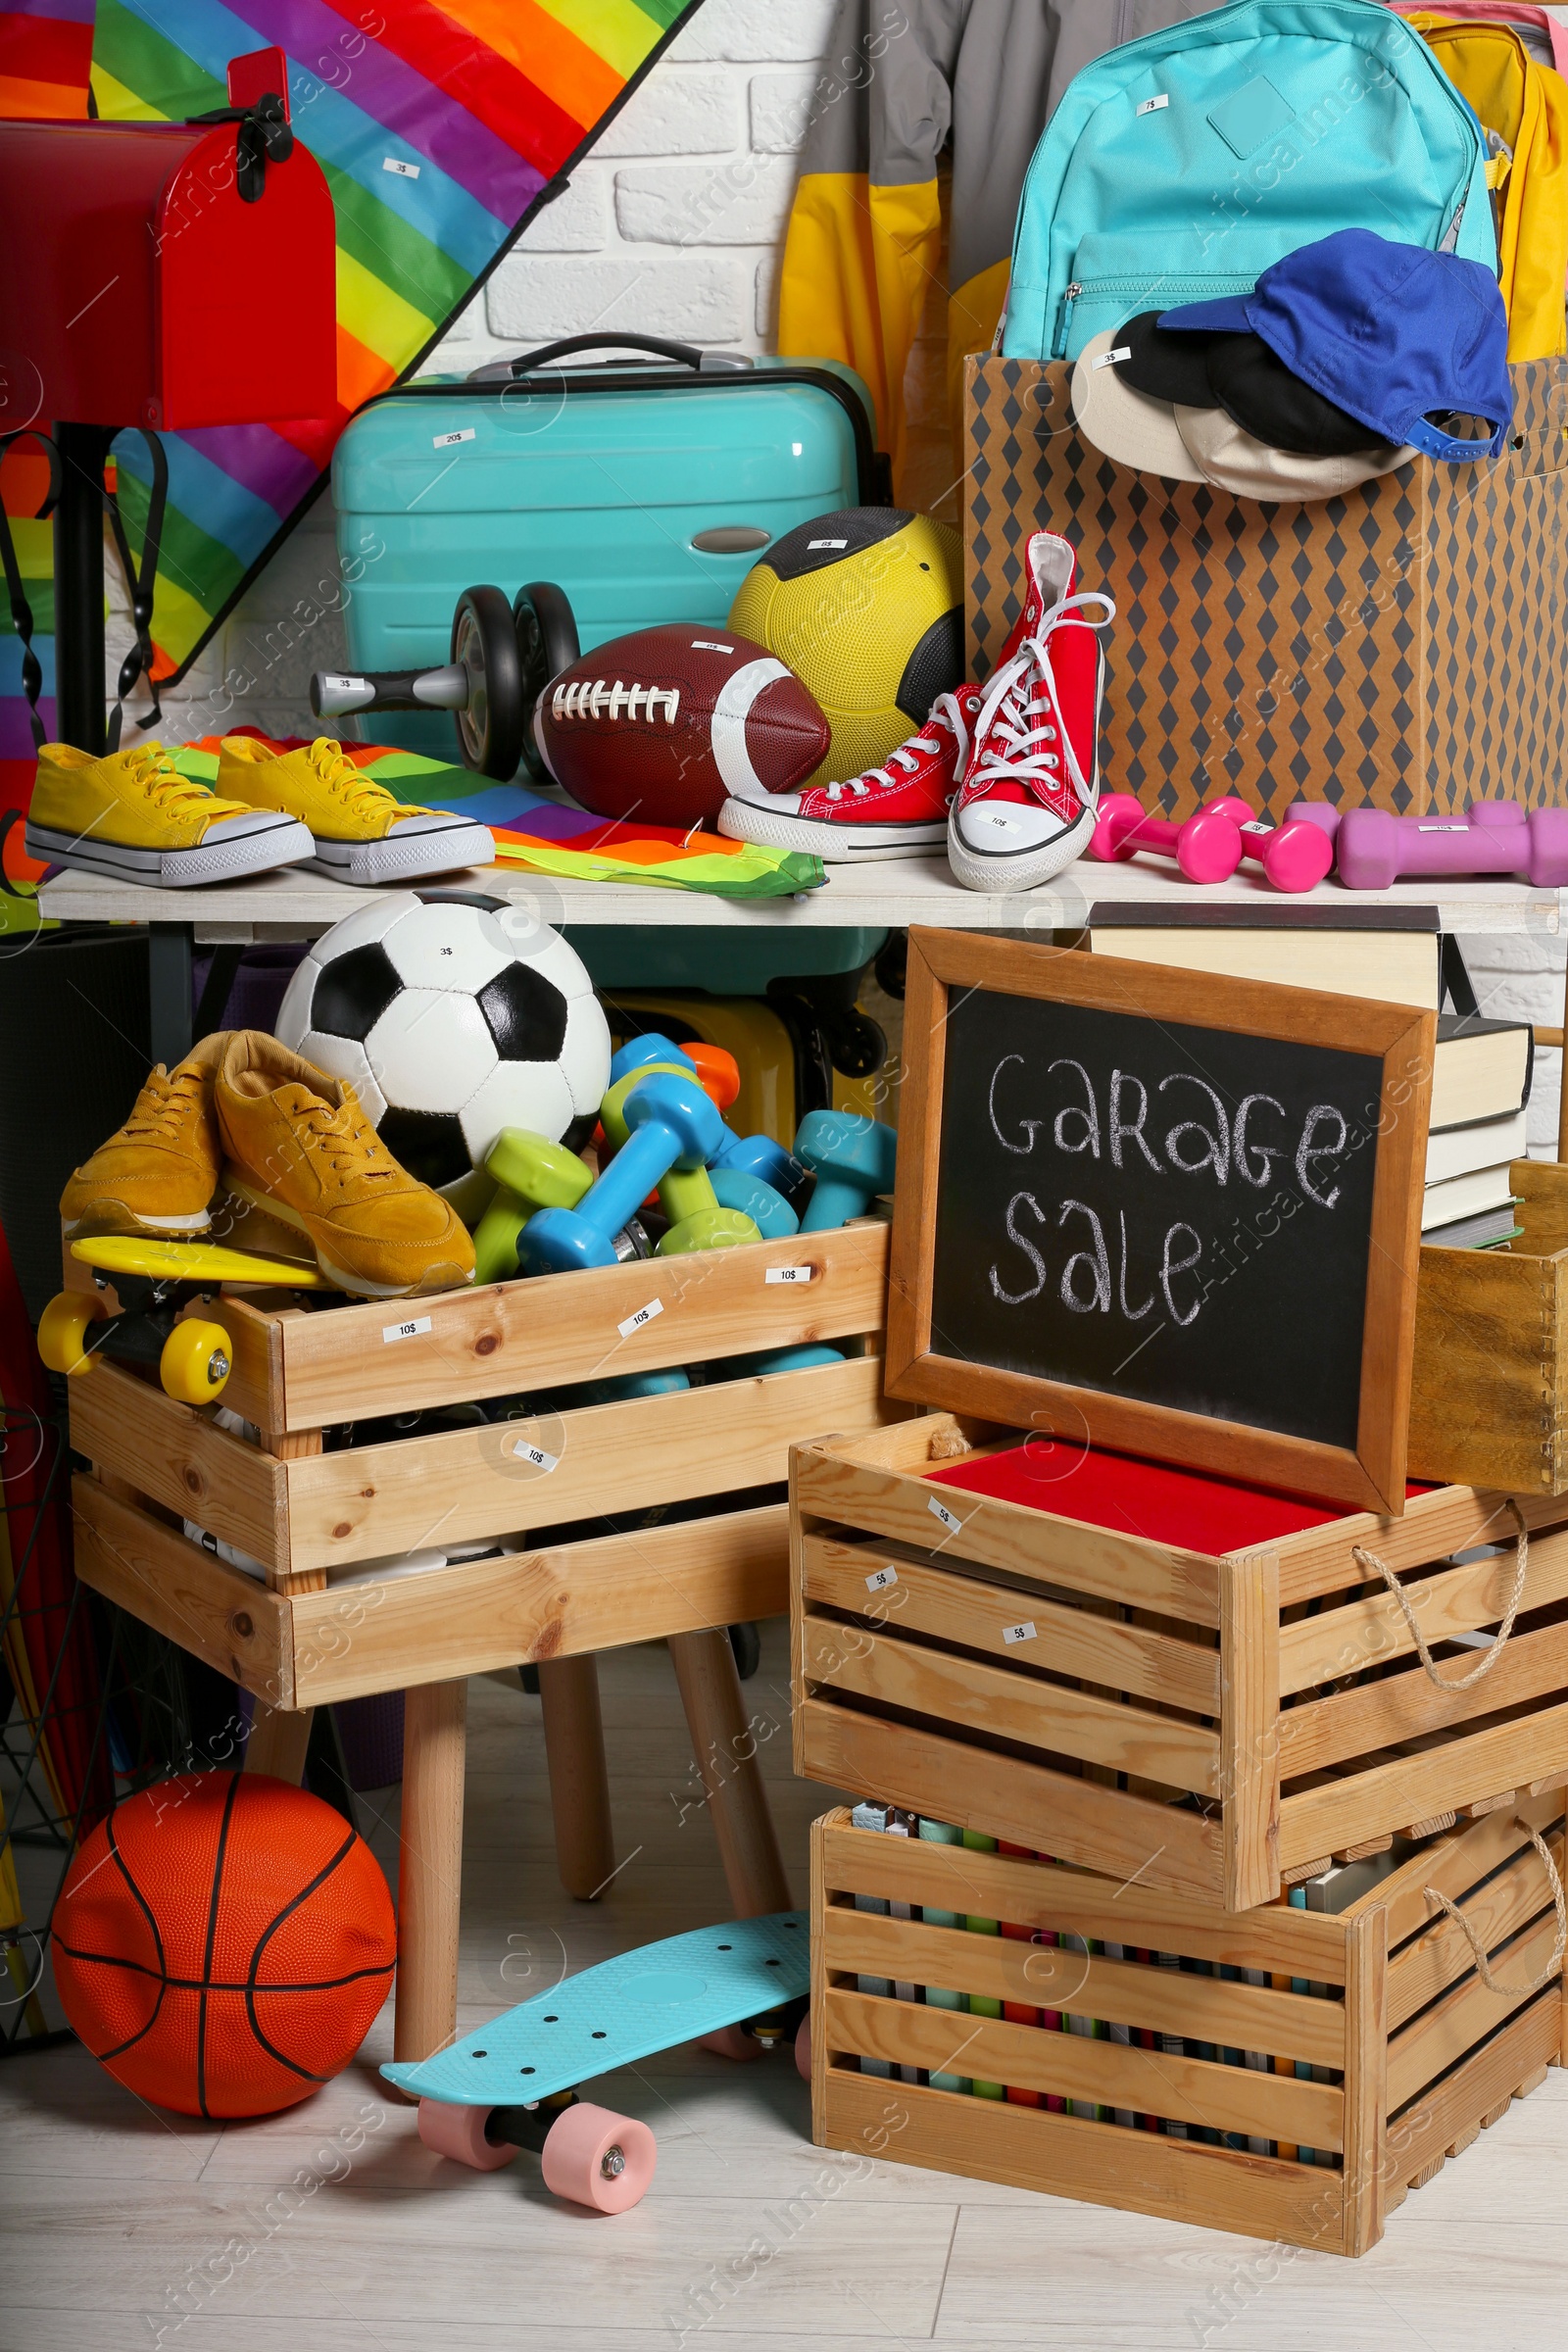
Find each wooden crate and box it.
[811,1794,1567,2254]
[1411,1160,1568,1495]
[70,1224,905,1706]
[792,1414,1568,1910]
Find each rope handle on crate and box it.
[1423,1823,1567,1999]
[1352,1499,1527,1693]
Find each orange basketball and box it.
[52,1773,396,2119]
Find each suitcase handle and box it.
[480,334,754,379]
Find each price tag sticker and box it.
[1002,1621,1038,1646]
[1091,346,1131,371]
[764,1264,814,1285]
[512,1441,559,1474]
[864,1565,899,1593]
[928,1496,963,1536]
[1137,91,1170,114]
[384,156,421,178]
[432,427,475,449]
[382,1315,432,1344]
[618,1298,663,1339]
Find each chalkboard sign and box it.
[887,931,1435,1514]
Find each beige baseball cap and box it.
[1069,329,1206,484]
[1173,405,1415,501]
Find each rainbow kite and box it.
[1,0,700,851]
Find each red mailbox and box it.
[0,112,335,431]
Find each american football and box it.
[530,624,831,827]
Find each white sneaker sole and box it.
[306,818,495,887]
[946,801,1096,895]
[65,1204,212,1239]
[25,815,316,889]
[718,797,947,862]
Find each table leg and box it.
[395,1679,466,2066]
[538,1654,615,1901]
[667,1627,790,1919]
[244,1701,312,1784]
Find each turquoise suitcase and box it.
[332,335,884,760]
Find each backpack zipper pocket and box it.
[1052,270,1256,359]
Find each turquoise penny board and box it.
[383,1912,808,2106]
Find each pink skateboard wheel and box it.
[795,2009,812,2082]
[698,2024,765,2060]
[417,2099,518,2171]
[540,2100,658,2213]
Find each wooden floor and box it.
[5,1621,1568,2351]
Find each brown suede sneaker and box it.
[61,1032,229,1238]
[215,1032,475,1298]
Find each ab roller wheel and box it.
[310,579,581,781]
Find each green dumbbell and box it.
[472,1129,594,1284]
[600,1067,760,1257]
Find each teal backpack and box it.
[1002,0,1496,362]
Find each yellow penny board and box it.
[70,1237,330,1289]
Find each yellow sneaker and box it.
[26,743,314,886]
[217,736,493,886]
[216,1031,475,1298]
[60,1033,228,1238]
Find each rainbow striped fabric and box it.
[172,735,827,898]
[1,0,697,842]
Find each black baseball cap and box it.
[1205,332,1385,457]
[1118,306,1384,457]
[1117,310,1222,408]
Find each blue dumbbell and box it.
[612,1031,806,1205]
[520,1072,722,1274]
[710,1165,798,1239]
[609,1032,697,1086]
[795,1110,898,1232]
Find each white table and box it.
[37,857,1562,1062]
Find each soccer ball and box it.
[726,508,964,789]
[275,894,610,1192]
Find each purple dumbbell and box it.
[1286,800,1566,888]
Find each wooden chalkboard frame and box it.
[886,929,1436,1516]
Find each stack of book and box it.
[1422,1013,1534,1247]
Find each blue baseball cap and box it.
[1158,229,1511,463]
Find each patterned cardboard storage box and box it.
[964,358,1568,820]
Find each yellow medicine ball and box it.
[727,508,964,788]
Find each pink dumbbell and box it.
[1285,798,1525,853]
[1091,793,1330,892]
[1320,803,1568,890]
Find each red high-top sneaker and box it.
[947,532,1114,895]
[717,687,985,861]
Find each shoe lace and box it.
[123,746,240,820]
[122,1062,207,1143]
[291,1088,396,1185]
[963,591,1115,809]
[304,738,421,821]
[822,691,977,803]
